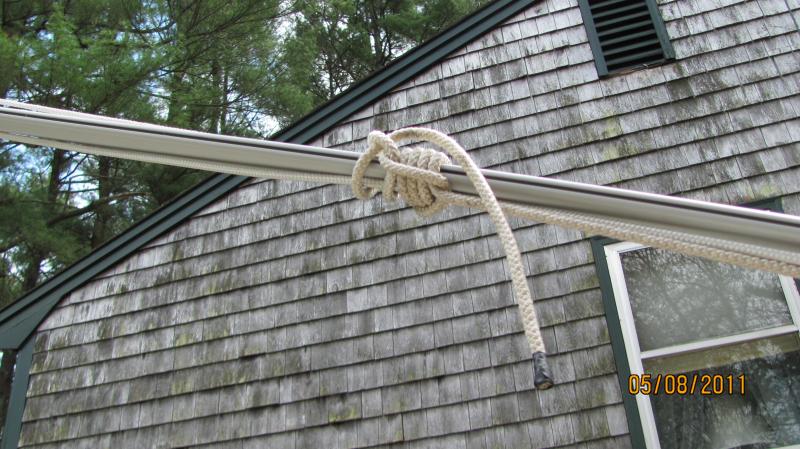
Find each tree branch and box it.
[46,192,146,226]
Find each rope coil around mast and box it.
[352,128,554,389]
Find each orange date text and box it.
[627,374,745,396]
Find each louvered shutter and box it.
[578,0,675,76]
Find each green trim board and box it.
[643,0,675,60]
[576,0,608,76]
[1,338,32,449]
[0,1,540,446]
[590,236,647,449]
[590,197,785,449]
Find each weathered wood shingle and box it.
[18,0,800,447]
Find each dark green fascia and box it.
[590,197,786,449]
[590,236,647,449]
[745,197,782,212]
[0,173,245,349]
[1,338,32,449]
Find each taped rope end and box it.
[533,351,554,390]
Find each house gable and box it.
[0,0,538,349]
[12,0,800,447]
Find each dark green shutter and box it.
[578,0,675,77]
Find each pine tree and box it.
[0,0,485,308]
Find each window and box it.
[596,240,800,449]
[577,0,675,76]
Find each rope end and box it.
[533,351,554,389]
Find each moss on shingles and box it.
[364,220,380,238]
[373,113,389,131]
[600,146,621,162]
[756,183,781,199]
[54,421,70,441]
[666,77,693,100]
[171,377,193,395]
[221,368,236,386]
[301,257,323,275]
[448,94,474,114]
[601,117,623,139]
[204,327,230,341]
[174,332,196,347]
[171,244,184,261]
[575,272,600,292]
[328,405,359,423]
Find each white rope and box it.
[348,129,800,280]
[352,128,554,388]
[349,127,800,390]
[440,191,800,277]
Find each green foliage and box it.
[269,0,487,124]
[0,0,485,308]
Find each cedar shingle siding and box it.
[18,0,800,447]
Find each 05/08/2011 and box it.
[628,373,745,396]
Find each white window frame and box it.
[604,241,800,449]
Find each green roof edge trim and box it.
[0,173,244,348]
[0,0,539,345]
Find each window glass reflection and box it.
[644,334,800,449]
[620,247,791,351]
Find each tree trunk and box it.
[21,149,67,291]
[220,69,229,134]
[208,57,222,133]
[90,156,113,248]
[0,349,17,438]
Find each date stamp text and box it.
[628,374,745,395]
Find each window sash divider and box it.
[604,242,663,447]
[780,275,800,328]
[640,324,799,360]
